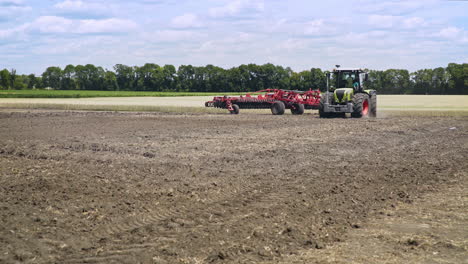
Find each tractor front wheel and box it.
[229,104,240,114]
[291,103,305,115]
[319,92,333,118]
[271,101,285,115]
[351,93,370,118]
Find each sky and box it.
[0,0,467,75]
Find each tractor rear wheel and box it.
[271,101,285,115]
[369,95,377,117]
[229,104,240,114]
[291,103,305,115]
[319,92,333,118]
[351,93,370,118]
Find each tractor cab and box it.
[328,68,368,92]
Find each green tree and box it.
[0,69,11,89]
[310,68,325,90]
[229,64,251,92]
[365,70,383,92]
[162,65,176,91]
[27,74,37,89]
[290,69,322,91]
[379,69,411,94]
[5,62,467,94]
[13,74,27,89]
[114,64,135,91]
[103,71,119,91]
[74,65,87,90]
[87,65,105,90]
[411,69,432,94]
[446,63,468,94]
[62,64,77,90]
[431,67,449,94]
[136,63,163,91]
[42,66,62,89]
[177,65,195,92]
[10,69,16,89]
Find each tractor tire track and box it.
[61,178,302,263]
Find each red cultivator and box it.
[205,89,321,115]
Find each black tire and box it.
[319,92,333,118]
[291,103,305,115]
[271,101,285,115]
[351,93,370,118]
[369,94,377,118]
[229,104,240,115]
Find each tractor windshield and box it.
[330,71,357,88]
[329,71,366,90]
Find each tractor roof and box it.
[332,68,366,72]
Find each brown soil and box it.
[266,183,467,264]
[0,110,467,263]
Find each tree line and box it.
[0,63,466,94]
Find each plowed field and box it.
[0,110,466,263]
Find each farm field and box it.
[0,95,468,113]
[0,90,243,98]
[0,110,467,263]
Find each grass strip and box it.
[0,90,243,98]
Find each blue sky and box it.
[0,0,467,74]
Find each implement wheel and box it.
[229,104,240,114]
[291,103,305,115]
[271,101,285,115]
[351,93,370,118]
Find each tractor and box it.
[319,66,377,118]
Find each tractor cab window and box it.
[329,72,337,90]
[334,72,357,88]
[359,73,366,88]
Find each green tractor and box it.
[319,67,376,118]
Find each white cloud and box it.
[303,19,334,36]
[340,30,389,46]
[0,0,24,6]
[196,32,256,53]
[402,17,426,29]
[360,0,436,15]
[171,13,203,28]
[438,27,461,39]
[53,0,110,17]
[436,27,468,43]
[4,16,139,35]
[368,15,398,28]
[77,18,138,33]
[0,1,31,20]
[259,18,337,38]
[209,0,264,18]
[152,30,199,42]
[277,38,308,52]
[368,15,429,30]
[0,23,28,39]
[54,0,105,11]
[34,16,74,33]
[31,36,120,55]
[54,0,84,9]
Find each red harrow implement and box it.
[205,89,321,115]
